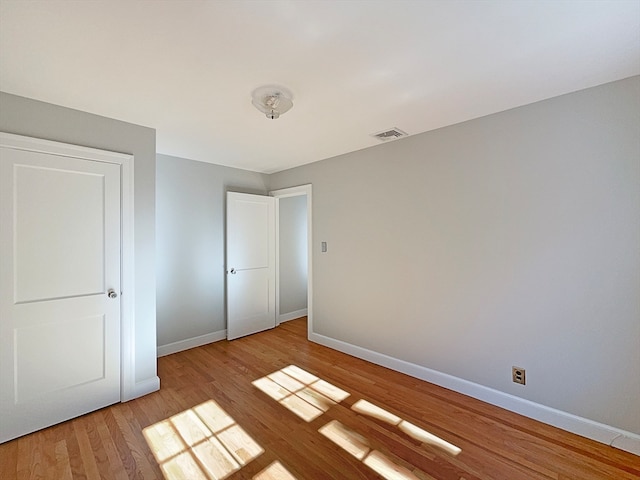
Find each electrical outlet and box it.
[512,367,526,385]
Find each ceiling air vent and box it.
[371,127,408,142]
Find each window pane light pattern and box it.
[252,365,350,422]
[252,365,461,480]
[143,399,265,480]
[318,399,462,480]
[352,399,462,456]
[253,461,298,480]
[319,420,420,480]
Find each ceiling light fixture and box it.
[251,85,293,119]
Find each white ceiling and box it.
[1,1,639,173]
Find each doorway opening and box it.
[270,185,313,339]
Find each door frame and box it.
[270,184,312,338]
[0,132,136,402]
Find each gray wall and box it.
[156,154,268,347]
[0,91,158,388]
[279,195,308,317]
[269,76,640,435]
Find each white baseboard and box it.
[131,376,160,399]
[278,308,308,324]
[157,330,227,357]
[309,332,640,456]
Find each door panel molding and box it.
[0,132,136,408]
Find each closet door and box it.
[0,139,122,442]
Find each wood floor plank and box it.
[1,317,638,479]
[94,414,128,480]
[49,440,72,480]
[72,416,101,480]
[0,437,18,479]
[111,405,162,479]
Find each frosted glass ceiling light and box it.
[251,85,293,119]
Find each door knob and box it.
[230,268,237,274]
[108,289,118,299]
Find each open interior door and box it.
[226,192,275,340]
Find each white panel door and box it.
[0,146,121,443]
[226,192,275,340]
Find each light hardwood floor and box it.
[1,317,638,479]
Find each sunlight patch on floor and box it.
[319,420,420,480]
[363,450,422,480]
[352,399,462,456]
[319,420,370,460]
[252,365,349,422]
[352,399,401,425]
[143,399,264,480]
[251,365,456,478]
[252,460,297,479]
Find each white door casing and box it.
[226,192,276,340]
[0,133,132,443]
[270,184,313,338]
